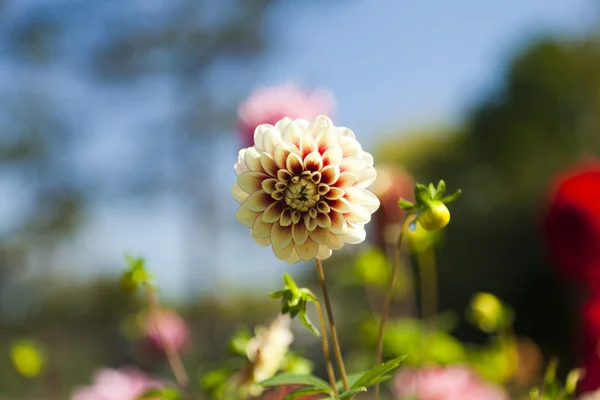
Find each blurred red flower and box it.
[544,161,600,284]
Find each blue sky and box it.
[6,0,596,300]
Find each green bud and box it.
[468,292,504,333]
[418,201,450,231]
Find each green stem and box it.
[417,248,437,320]
[315,259,349,392]
[374,222,405,400]
[309,293,339,397]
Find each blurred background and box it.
[1,0,600,397]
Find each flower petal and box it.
[316,125,341,153]
[253,124,275,150]
[337,127,356,139]
[328,198,352,213]
[280,209,292,226]
[345,187,380,213]
[303,151,323,172]
[282,120,304,149]
[244,147,263,172]
[307,115,333,136]
[316,245,333,260]
[272,241,294,260]
[340,136,361,157]
[322,146,343,167]
[236,204,260,227]
[329,211,348,234]
[232,183,249,203]
[295,237,319,261]
[320,165,340,186]
[286,152,304,176]
[252,217,273,238]
[261,127,284,154]
[315,212,331,228]
[253,236,271,247]
[271,222,293,249]
[328,233,345,250]
[325,187,345,200]
[344,225,366,244]
[275,117,294,132]
[292,222,309,245]
[245,190,272,212]
[345,206,372,224]
[262,201,284,223]
[260,152,279,177]
[238,172,269,193]
[303,214,318,231]
[335,172,358,188]
[287,249,301,263]
[356,166,377,188]
[301,132,318,158]
[309,226,329,244]
[234,149,250,175]
[261,178,278,194]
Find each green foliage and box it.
[270,274,321,337]
[528,360,583,400]
[354,247,390,286]
[120,255,154,292]
[137,386,185,400]
[228,327,253,356]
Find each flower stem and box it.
[374,223,405,400]
[417,248,437,320]
[307,290,339,397]
[315,258,349,392]
[144,286,190,390]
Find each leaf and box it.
[269,290,287,299]
[427,182,436,198]
[336,373,364,391]
[259,373,332,392]
[335,387,367,399]
[440,189,462,204]
[137,387,184,400]
[565,368,584,394]
[435,180,446,199]
[351,355,406,389]
[283,387,331,400]
[283,273,299,293]
[299,307,321,337]
[414,183,430,205]
[397,198,415,210]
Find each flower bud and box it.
[419,201,450,231]
[468,292,504,333]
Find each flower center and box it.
[284,176,320,212]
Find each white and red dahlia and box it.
[232,115,379,263]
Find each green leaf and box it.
[565,368,584,394]
[259,373,332,392]
[269,290,287,299]
[428,183,436,198]
[397,198,415,210]
[351,355,406,389]
[335,387,367,399]
[298,308,321,337]
[137,387,184,400]
[414,183,431,205]
[300,288,317,302]
[283,273,299,292]
[335,373,364,392]
[283,387,331,400]
[435,180,446,199]
[440,189,462,204]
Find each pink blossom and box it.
[238,83,335,147]
[392,365,508,400]
[141,309,190,353]
[71,367,162,400]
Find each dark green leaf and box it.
[414,183,430,205]
[269,290,287,299]
[435,180,446,199]
[397,198,415,210]
[335,387,367,399]
[259,373,332,392]
[137,387,184,400]
[336,373,364,392]
[283,387,331,400]
[299,308,321,337]
[351,355,406,389]
[440,189,462,204]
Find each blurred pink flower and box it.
[238,83,335,147]
[71,367,162,400]
[141,309,189,353]
[392,365,508,400]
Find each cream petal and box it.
[301,132,318,157]
[253,235,271,247]
[328,198,352,213]
[303,151,323,172]
[337,127,356,139]
[262,128,284,155]
[280,209,292,226]
[345,187,380,212]
[335,172,358,188]
[294,237,319,261]
[294,118,310,129]
[262,202,284,223]
[340,136,362,157]
[327,233,345,250]
[252,217,273,238]
[232,183,249,203]
[344,226,366,244]
[271,222,293,249]
[303,214,318,231]
[292,211,301,224]
[320,165,340,186]
[261,178,278,194]
[234,149,250,175]
[236,204,261,228]
[245,190,272,212]
[356,166,377,188]
[274,144,294,169]
[315,213,331,228]
[253,124,275,150]
[345,206,372,224]
[237,171,268,193]
[307,115,333,136]
[361,151,374,167]
[309,226,329,244]
[339,156,368,176]
[317,201,330,214]
[275,117,294,132]
[244,147,263,172]
[287,249,301,263]
[316,245,333,260]
[282,120,304,149]
[272,240,294,260]
[260,152,279,177]
[329,211,348,234]
[292,222,309,245]
[324,187,345,200]
[316,125,341,153]
[286,153,304,176]
[277,169,292,182]
[322,146,343,167]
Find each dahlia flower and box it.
[246,314,293,385]
[232,116,380,263]
[140,308,189,353]
[392,365,508,400]
[238,83,335,148]
[71,367,161,400]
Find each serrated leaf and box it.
[259,373,332,392]
[440,189,462,204]
[351,356,406,389]
[435,180,446,199]
[137,387,184,400]
[299,308,321,337]
[283,387,331,400]
[335,387,367,399]
[398,198,416,210]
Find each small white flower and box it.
[232,115,380,263]
[246,314,293,385]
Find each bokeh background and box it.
[1,0,600,397]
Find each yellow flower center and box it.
[284,176,320,212]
